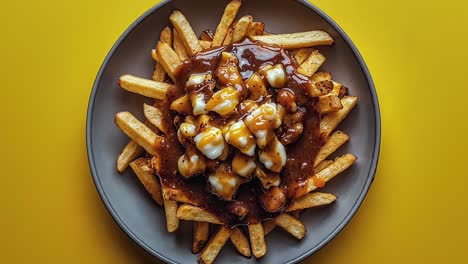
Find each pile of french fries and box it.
[114,1,358,263]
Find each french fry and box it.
[248,21,265,36]
[117,140,143,172]
[274,213,306,239]
[222,26,234,45]
[212,0,242,47]
[193,222,209,253]
[314,80,333,96]
[320,96,358,139]
[262,219,276,235]
[317,93,343,115]
[152,63,166,82]
[161,185,199,205]
[307,81,326,97]
[304,153,357,194]
[129,158,163,206]
[330,81,342,96]
[151,49,159,62]
[314,159,333,173]
[170,94,192,115]
[252,30,333,49]
[200,30,214,41]
[170,11,202,56]
[115,112,163,156]
[287,192,336,212]
[293,48,313,65]
[232,15,253,43]
[156,42,182,81]
[297,50,326,77]
[291,210,302,218]
[143,103,168,134]
[116,120,158,173]
[118,74,170,100]
[176,204,222,224]
[198,226,232,264]
[152,27,172,81]
[248,223,266,258]
[163,199,179,232]
[154,26,172,74]
[160,26,172,47]
[199,40,212,50]
[312,71,332,82]
[315,131,349,166]
[230,227,251,257]
[173,29,189,61]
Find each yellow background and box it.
[2,0,467,263]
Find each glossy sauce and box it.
[154,38,322,226]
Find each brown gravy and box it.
[154,38,322,227]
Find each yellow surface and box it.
[2,0,467,263]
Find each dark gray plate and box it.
[86,0,380,263]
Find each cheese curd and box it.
[178,151,206,178]
[254,166,281,189]
[186,74,210,87]
[232,152,256,177]
[177,122,197,142]
[191,93,208,116]
[244,103,281,148]
[224,120,256,156]
[194,127,226,160]
[208,164,242,201]
[258,137,287,172]
[205,87,239,116]
[215,52,247,98]
[262,64,286,88]
[170,94,192,115]
[177,143,206,178]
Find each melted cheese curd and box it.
[171,51,305,201]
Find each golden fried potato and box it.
[143,103,168,134]
[230,227,251,257]
[232,15,253,43]
[198,226,232,264]
[173,29,189,61]
[117,140,143,173]
[156,42,182,81]
[114,112,162,155]
[293,48,313,65]
[275,213,306,239]
[248,223,266,258]
[170,10,202,56]
[305,153,357,194]
[176,204,222,224]
[248,21,265,36]
[119,74,171,100]
[129,158,163,206]
[222,26,235,45]
[315,130,349,166]
[252,30,333,49]
[320,96,358,139]
[287,192,336,212]
[317,93,343,115]
[297,50,326,77]
[163,199,179,232]
[314,159,334,173]
[311,71,332,82]
[212,0,242,47]
[193,222,209,253]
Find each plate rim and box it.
[86,0,381,263]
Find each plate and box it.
[86,0,381,263]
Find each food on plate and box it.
[113,1,358,263]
